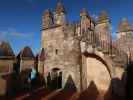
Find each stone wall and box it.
[0,60,14,75]
[113,66,126,98]
[0,59,14,96]
[20,60,34,72]
[42,26,82,91]
[81,54,111,92]
[0,77,6,96]
[38,61,44,74]
[86,56,111,91]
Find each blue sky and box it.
[0,0,133,55]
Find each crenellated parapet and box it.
[54,1,66,25]
[42,1,67,30]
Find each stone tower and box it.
[79,8,96,53]
[95,11,112,52]
[80,8,95,39]
[40,2,128,98]
[42,9,54,29]
[116,18,133,60]
[41,9,54,47]
[41,2,81,91]
[117,18,133,40]
[54,1,66,25]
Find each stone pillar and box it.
[81,55,87,91]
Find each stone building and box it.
[95,11,112,53]
[17,46,35,89]
[0,41,15,96]
[41,3,81,90]
[0,1,132,99]
[17,46,35,72]
[37,48,45,75]
[40,1,130,99]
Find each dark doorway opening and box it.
[47,68,62,90]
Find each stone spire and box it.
[42,9,54,29]
[80,8,89,17]
[80,8,89,33]
[97,11,110,24]
[54,1,66,25]
[95,10,112,51]
[55,1,66,14]
[117,18,133,32]
[79,8,96,45]
[116,18,133,41]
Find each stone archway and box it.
[47,68,62,90]
[82,52,112,95]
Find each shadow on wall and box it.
[19,69,45,91]
[104,71,126,100]
[127,61,133,100]
[0,69,45,99]
[0,66,127,100]
[77,81,99,100]
[64,75,77,91]
[0,73,14,100]
[49,75,77,100]
[47,70,62,90]
[77,76,126,100]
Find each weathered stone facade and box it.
[0,1,132,99]
[17,46,35,72]
[0,42,15,96]
[115,18,133,61]
[40,1,131,98]
[42,25,81,91]
[37,48,45,74]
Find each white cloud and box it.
[0,27,35,41]
[11,32,34,38]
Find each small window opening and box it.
[55,49,58,55]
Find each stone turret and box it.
[80,8,89,17]
[42,9,54,29]
[95,11,112,52]
[80,8,95,33]
[54,1,66,25]
[17,46,35,89]
[80,8,95,47]
[116,18,133,61]
[17,46,35,72]
[96,11,110,24]
[117,18,133,39]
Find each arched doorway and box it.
[47,68,62,90]
[85,54,111,94]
